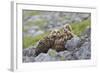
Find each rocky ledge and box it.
[23,27,91,62]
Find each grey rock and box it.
[23,56,35,62]
[57,50,78,60]
[28,15,42,22]
[79,14,90,20]
[57,51,71,57]
[80,27,91,46]
[34,53,51,62]
[57,51,72,60]
[65,36,81,51]
[47,49,57,57]
[81,27,91,38]
[27,26,44,37]
[75,41,91,59]
[74,27,91,60]
[23,48,36,57]
[34,49,61,62]
[70,13,90,23]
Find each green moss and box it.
[60,56,65,61]
[23,32,50,48]
[23,10,40,18]
[48,50,57,57]
[71,19,91,36]
[28,11,40,16]
[23,28,28,32]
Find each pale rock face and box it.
[34,53,49,62]
[23,56,35,62]
[34,53,58,62]
[65,36,81,51]
[34,49,59,62]
[75,42,91,59]
[28,27,44,37]
[57,51,71,57]
[47,49,57,57]
[57,51,72,60]
[23,48,36,57]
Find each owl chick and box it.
[63,24,72,32]
[63,24,75,40]
[35,36,51,56]
[52,30,66,52]
[35,30,57,56]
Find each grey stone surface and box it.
[75,41,91,59]
[57,51,71,57]
[47,49,57,57]
[80,27,91,41]
[23,56,35,62]
[34,53,57,62]
[65,36,81,51]
[23,47,36,57]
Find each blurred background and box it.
[23,10,91,49]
